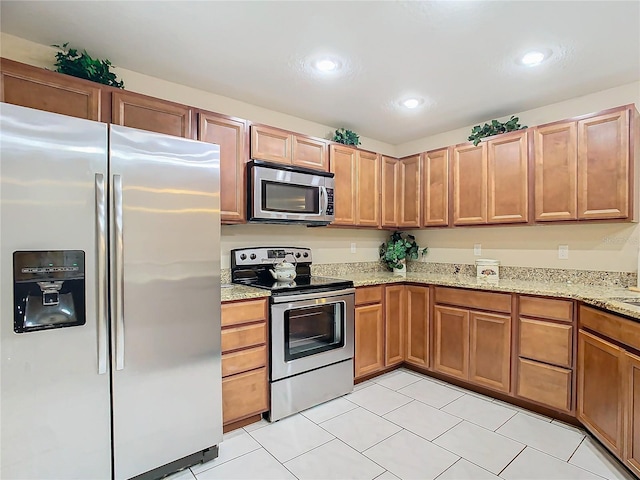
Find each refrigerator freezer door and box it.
[109,125,222,479]
[0,103,111,478]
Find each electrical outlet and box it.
[350,242,356,254]
[558,245,569,260]
[474,244,482,256]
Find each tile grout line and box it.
[497,444,528,477]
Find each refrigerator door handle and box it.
[113,174,125,370]
[95,173,108,375]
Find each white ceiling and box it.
[1,1,639,145]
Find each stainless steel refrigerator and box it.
[0,103,222,479]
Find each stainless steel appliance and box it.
[231,247,354,421]
[247,160,335,225]
[1,103,223,480]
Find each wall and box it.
[2,32,638,272]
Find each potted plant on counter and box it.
[379,231,427,276]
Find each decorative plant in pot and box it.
[468,116,527,146]
[333,128,361,146]
[379,231,427,275]
[52,42,125,89]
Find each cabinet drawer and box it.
[519,318,572,368]
[221,299,267,327]
[222,345,267,377]
[355,285,384,306]
[579,305,640,351]
[435,287,511,313]
[222,322,267,353]
[517,358,572,412]
[222,367,268,424]
[519,296,573,322]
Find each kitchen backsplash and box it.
[222,262,636,288]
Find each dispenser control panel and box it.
[13,251,86,333]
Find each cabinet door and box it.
[292,134,327,170]
[1,58,102,121]
[356,151,380,227]
[422,148,449,226]
[354,304,385,379]
[578,330,624,456]
[406,286,430,368]
[626,351,640,476]
[250,125,292,164]
[534,122,578,221]
[433,305,469,379]
[487,132,529,224]
[577,109,630,220]
[329,145,357,225]
[381,156,399,228]
[398,155,421,228]
[222,367,268,424]
[199,112,247,223]
[112,91,193,138]
[385,286,405,366]
[470,311,511,392]
[453,143,487,225]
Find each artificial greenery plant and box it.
[53,43,125,89]
[333,128,361,146]
[379,231,428,270]
[468,116,527,146]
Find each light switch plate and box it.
[474,244,482,256]
[558,245,569,260]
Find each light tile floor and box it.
[170,369,635,480]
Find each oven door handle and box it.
[271,287,355,304]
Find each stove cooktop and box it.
[236,275,353,295]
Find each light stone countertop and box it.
[220,272,640,321]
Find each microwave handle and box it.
[320,186,328,215]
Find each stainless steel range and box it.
[231,247,355,421]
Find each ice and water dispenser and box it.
[13,251,86,333]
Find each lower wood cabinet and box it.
[385,285,405,366]
[578,329,624,455]
[433,288,511,393]
[221,298,269,426]
[405,286,430,367]
[626,351,640,476]
[517,357,572,411]
[354,286,384,380]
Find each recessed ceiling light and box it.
[521,50,547,66]
[402,98,421,109]
[314,58,340,72]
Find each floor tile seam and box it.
[381,404,463,442]
[489,409,519,432]
[300,402,359,424]
[343,395,414,417]
[190,447,270,479]
[189,441,263,476]
[276,434,336,465]
[496,444,528,477]
[437,402,518,432]
[259,442,303,480]
[567,436,632,480]
[432,457,500,480]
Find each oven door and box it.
[270,288,354,381]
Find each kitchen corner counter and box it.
[339,272,640,321]
[221,284,270,302]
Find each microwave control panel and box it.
[325,188,334,216]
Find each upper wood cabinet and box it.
[405,286,430,368]
[1,57,102,121]
[356,151,381,226]
[454,132,528,226]
[198,111,248,224]
[453,143,487,225]
[578,109,630,220]
[535,106,636,222]
[329,144,380,227]
[487,131,529,224]
[422,148,449,227]
[381,156,399,228]
[534,121,578,221]
[112,91,193,138]
[251,124,328,170]
[398,155,421,228]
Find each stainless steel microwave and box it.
[247,160,335,226]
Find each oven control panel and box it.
[232,247,312,267]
